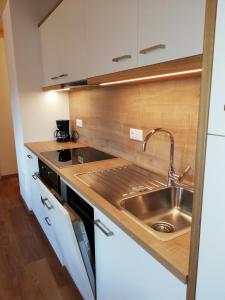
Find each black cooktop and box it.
[41,147,116,168]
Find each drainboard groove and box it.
[76,164,166,202]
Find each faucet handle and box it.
[176,165,191,183]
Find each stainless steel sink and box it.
[120,186,193,241]
[75,164,193,241]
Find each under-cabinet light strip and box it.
[99,68,202,86]
[54,88,71,92]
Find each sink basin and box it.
[120,186,193,241]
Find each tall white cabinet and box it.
[196,135,225,300]
[196,1,225,299]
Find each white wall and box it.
[0,37,17,176]
[2,0,69,205]
[4,0,69,143]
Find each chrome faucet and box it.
[142,128,191,186]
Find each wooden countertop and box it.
[25,140,190,283]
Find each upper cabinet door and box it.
[208,0,225,136]
[40,0,87,86]
[86,0,138,78]
[39,11,61,86]
[138,0,206,67]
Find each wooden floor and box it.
[0,175,83,300]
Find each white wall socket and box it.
[76,119,83,128]
[130,128,143,141]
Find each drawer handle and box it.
[58,73,68,78]
[112,54,132,62]
[41,196,47,205]
[44,199,54,210]
[139,44,166,54]
[94,219,114,237]
[32,174,37,180]
[45,217,51,226]
[51,76,59,80]
[40,196,53,210]
[27,154,33,159]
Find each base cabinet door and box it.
[24,148,39,210]
[94,208,186,300]
[33,178,63,264]
[38,181,94,300]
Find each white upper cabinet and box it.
[39,0,206,82]
[39,0,87,86]
[138,0,206,67]
[86,0,138,78]
[208,0,225,136]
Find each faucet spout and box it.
[142,128,175,185]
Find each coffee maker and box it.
[54,120,70,142]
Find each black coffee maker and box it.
[54,120,70,142]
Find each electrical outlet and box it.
[76,119,83,128]
[130,128,143,141]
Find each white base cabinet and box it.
[24,148,187,300]
[32,177,94,300]
[33,177,64,264]
[24,147,39,210]
[40,180,95,300]
[94,208,186,300]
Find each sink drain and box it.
[151,221,175,233]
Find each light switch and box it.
[76,119,83,128]
[130,128,143,141]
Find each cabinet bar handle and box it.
[45,217,51,226]
[112,54,132,62]
[27,154,33,159]
[94,219,114,236]
[139,44,166,54]
[58,73,68,78]
[51,76,59,80]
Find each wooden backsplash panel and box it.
[69,77,201,185]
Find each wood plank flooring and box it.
[0,175,83,300]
